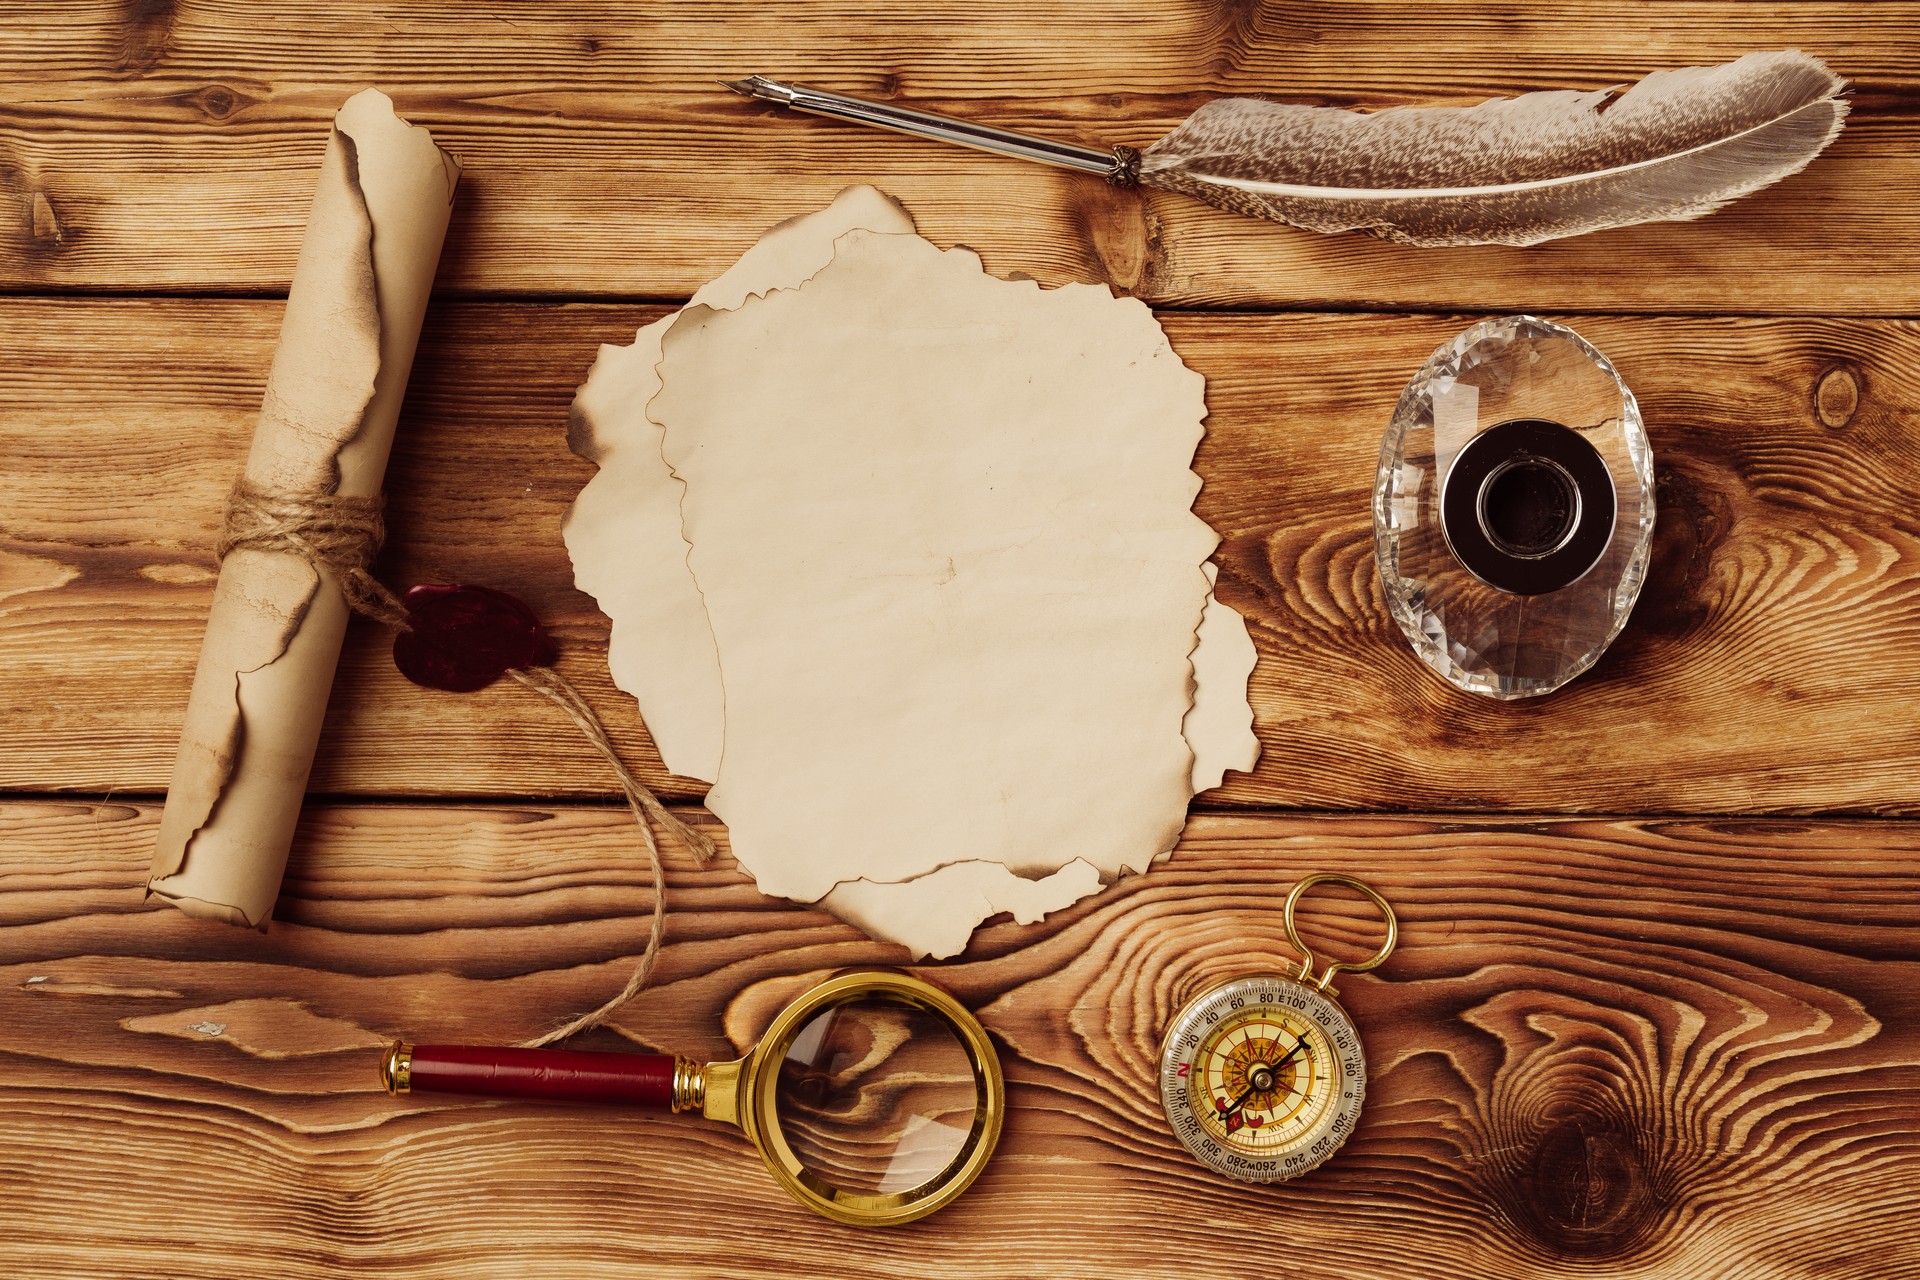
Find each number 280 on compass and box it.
[1157,974,1367,1184]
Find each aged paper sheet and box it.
[568,191,1259,957]
[655,230,1218,903]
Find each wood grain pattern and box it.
[3,298,1917,812]
[3,799,1916,1278]
[4,6,1918,1276]
[0,1,1916,311]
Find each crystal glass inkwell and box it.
[1373,316,1654,699]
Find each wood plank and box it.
[0,1,1916,311]
[3,799,1916,1278]
[3,298,1918,812]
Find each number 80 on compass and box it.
[1156,874,1398,1184]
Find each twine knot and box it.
[219,478,411,630]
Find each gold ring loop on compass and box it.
[1283,873,1399,994]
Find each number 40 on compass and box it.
[1157,874,1399,1184]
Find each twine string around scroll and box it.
[221,477,713,1046]
[218,479,414,630]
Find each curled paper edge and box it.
[564,186,918,783]
[822,859,1106,961]
[1185,564,1262,792]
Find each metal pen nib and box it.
[719,74,1137,183]
[721,76,795,104]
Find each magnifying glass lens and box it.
[773,997,980,1197]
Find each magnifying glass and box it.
[380,969,1004,1226]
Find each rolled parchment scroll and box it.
[148,90,459,927]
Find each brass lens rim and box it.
[740,968,1005,1227]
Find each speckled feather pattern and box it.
[1139,50,1847,246]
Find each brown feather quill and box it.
[1139,50,1848,246]
[727,51,1847,247]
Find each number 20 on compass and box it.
[1157,874,1398,1184]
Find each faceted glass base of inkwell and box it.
[1373,316,1654,699]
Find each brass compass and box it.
[1158,874,1398,1183]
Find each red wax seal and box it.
[392,584,558,692]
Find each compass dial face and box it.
[1158,975,1366,1183]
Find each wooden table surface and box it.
[5,4,1919,1277]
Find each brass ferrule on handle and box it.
[670,1056,705,1113]
[381,1041,413,1095]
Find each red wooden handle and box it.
[402,1045,679,1108]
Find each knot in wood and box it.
[1634,463,1732,640]
[195,84,239,121]
[1814,364,1862,431]
[29,192,62,246]
[1489,1105,1672,1263]
[1075,175,1157,295]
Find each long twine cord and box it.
[222,477,709,1044]
[508,665,714,1047]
